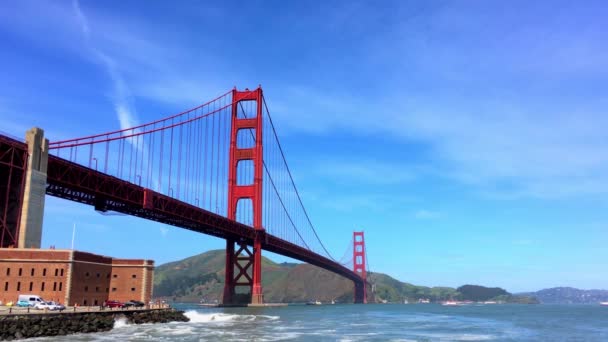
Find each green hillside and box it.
[153,249,538,304]
[369,273,459,302]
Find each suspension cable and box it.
[236,101,311,250]
[262,96,336,261]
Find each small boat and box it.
[600,302,608,306]
[306,300,322,305]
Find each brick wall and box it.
[109,259,153,303]
[0,249,154,306]
[0,249,70,304]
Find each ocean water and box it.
[29,303,608,341]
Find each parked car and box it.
[46,301,66,311]
[103,300,124,308]
[18,294,45,307]
[34,302,61,310]
[124,300,145,308]
[17,300,32,307]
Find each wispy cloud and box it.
[160,226,169,237]
[263,3,608,200]
[315,160,417,185]
[71,0,139,132]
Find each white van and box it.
[18,294,45,306]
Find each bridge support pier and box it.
[222,237,264,305]
[354,281,366,304]
[222,239,236,304]
[18,128,48,248]
[250,232,263,305]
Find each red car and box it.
[103,300,124,308]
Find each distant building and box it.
[0,248,154,306]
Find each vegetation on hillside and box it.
[153,249,538,304]
[457,285,508,301]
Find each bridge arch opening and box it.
[235,198,253,226]
[235,99,258,119]
[236,128,255,149]
[236,160,254,186]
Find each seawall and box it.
[0,308,189,340]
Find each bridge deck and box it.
[22,140,362,284]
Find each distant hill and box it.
[368,273,458,302]
[519,287,608,304]
[153,249,537,304]
[457,285,508,301]
[153,250,353,303]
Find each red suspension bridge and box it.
[0,87,369,305]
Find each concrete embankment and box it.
[0,308,189,340]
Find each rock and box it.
[0,308,188,340]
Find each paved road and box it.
[0,304,170,315]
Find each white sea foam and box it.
[113,317,128,329]
[454,334,495,341]
[184,310,279,323]
[417,332,496,341]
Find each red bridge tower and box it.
[223,88,265,305]
[353,231,367,303]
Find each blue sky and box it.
[1,0,607,292]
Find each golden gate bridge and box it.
[0,87,369,305]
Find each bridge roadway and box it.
[2,136,363,285]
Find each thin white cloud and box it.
[115,103,138,132]
[71,0,89,37]
[160,226,169,237]
[270,83,608,199]
[71,0,139,133]
[316,160,417,185]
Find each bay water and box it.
[30,303,608,341]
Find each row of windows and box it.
[4,281,63,292]
[3,282,136,293]
[82,287,137,292]
[5,269,139,278]
[82,272,137,279]
[84,286,108,293]
[5,268,64,277]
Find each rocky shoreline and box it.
[0,308,189,340]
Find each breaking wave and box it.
[184,310,279,323]
[113,317,128,329]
